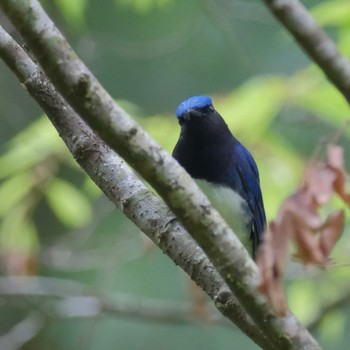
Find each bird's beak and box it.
[183,109,202,121]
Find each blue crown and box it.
[176,96,212,118]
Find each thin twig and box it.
[0,276,230,327]
[0,312,44,350]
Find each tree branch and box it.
[0,25,271,349]
[0,0,321,348]
[0,276,230,326]
[262,0,350,104]
[0,312,44,350]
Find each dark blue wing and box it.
[223,142,266,255]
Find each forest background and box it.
[1,0,350,349]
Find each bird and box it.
[172,95,266,258]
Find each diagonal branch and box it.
[0,25,271,349]
[0,312,44,350]
[262,0,350,104]
[0,1,320,348]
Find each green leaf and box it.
[338,27,350,57]
[140,114,179,153]
[0,203,39,253]
[45,178,92,228]
[319,311,346,343]
[0,173,36,216]
[115,0,173,14]
[258,133,303,219]
[312,0,350,26]
[55,0,87,31]
[217,77,285,142]
[288,68,349,125]
[0,116,64,180]
[288,280,319,324]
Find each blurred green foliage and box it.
[1,0,350,349]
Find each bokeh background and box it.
[1,0,350,349]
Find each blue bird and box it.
[172,96,266,258]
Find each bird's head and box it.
[176,95,214,123]
[175,95,230,138]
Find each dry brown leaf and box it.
[292,225,326,266]
[3,250,37,275]
[304,164,336,205]
[327,144,350,204]
[258,143,347,314]
[320,210,344,259]
[327,143,344,170]
[257,221,289,315]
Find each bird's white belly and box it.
[196,179,252,252]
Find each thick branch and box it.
[263,0,350,104]
[0,25,271,349]
[0,1,320,348]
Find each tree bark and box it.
[263,0,350,104]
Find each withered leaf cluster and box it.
[257,144,348,315]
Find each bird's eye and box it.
[208,106,214,112]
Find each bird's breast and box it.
[195,179,253,254]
